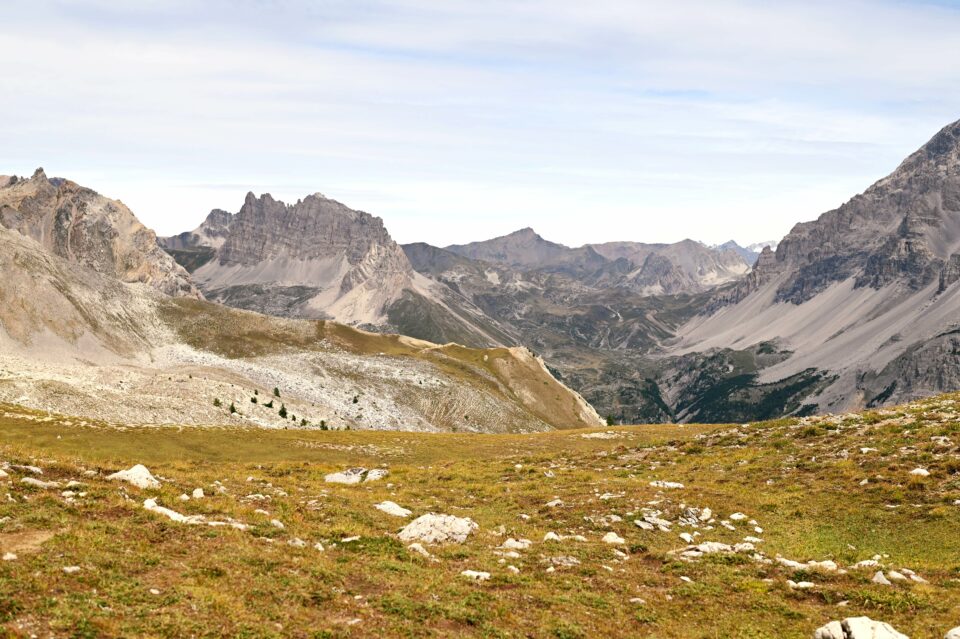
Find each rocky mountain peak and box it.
[217,191,407,269]
[728,118,960,306]
[0,169,200,298]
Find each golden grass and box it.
[0,395,959,637]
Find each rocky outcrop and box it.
[813,617,907,639]
[0,224,169,356]
[164,192,518,348]
[0,169,199,298]
[732,119,960,306]
[188,191,416,323]
[675,118,960,416]
[160,208,234,250]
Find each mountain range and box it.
[4,119,960,428]
[0,173,600,432]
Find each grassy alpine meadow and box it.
[1,395,959,638]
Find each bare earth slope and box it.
[0,226,601,432]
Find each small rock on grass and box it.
[461,570,490,581]
[398,513,477,544]
[107,465,160,490]
[650,480,684,489]
[602,532,625,544]
[21,477,59,489]
[872,571,892,586]
[374,501,412,517]
[324,467,389,485]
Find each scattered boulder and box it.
[192,488,205,499]
[945,627,960,639]
[813,616,908,639]
[398,513,478,544]
[20,477,60,489]
[501,538,532,550]
[696,541,733,554]
[143,499,248,531]
[324,467,389,484]
[375,501,412,517]
[144,498,204,525]
[872,571,892,586]
[602,532,625,545]
[10,465,43,475]
[650,480,684,489]
[909,468,930,477]
[107,465,160,490]
[407,543,433,559]
[460,570,490,581]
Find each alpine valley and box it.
[3,120,960,429]
[151,119,960,425]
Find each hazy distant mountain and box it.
[716,240,779,265]
[0,168,199,298]
[445,228,750,296]
[589,239,750,295]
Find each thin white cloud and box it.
[1,0,958,247]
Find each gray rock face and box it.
[0,168,199,298]
[188,192,415,324]
[731,119,960,306]
[677,117,960,415]
[165,192,514,347]
[218,193,409,272]
[160,209,234,250]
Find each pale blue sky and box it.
[2,0,960,247]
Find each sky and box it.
[2,1,960,248]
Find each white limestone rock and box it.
[461,570,490,581]
[107,465,160,490]
[813,616,908,639]
[375,501,412,517]
[398,513,478,544]
[602,532,625,545]
[324,467,389,485]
